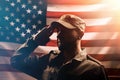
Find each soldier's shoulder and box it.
[87,55,102,66]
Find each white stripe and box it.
[50,32,119,40]
[0,42,120,55]
[102,0,120,10]
[47,17,112,26]
[48,2,119,11]
[82,32,119,40]
[0,72,36,80]
[0,42,20,50]
[35,46,58,54]
[48,4,107,12]
[102,61,120,68]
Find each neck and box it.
[63,40,82,62]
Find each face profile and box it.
[57,28,80,52]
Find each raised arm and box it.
[10,25,55,78]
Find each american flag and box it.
[0,0,47,43]
[0,0,120,80]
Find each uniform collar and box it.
[73,48,87,61]
[60,48,87,66]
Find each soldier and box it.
[11,14,109,80]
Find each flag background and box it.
[0,0,47,43]
[0,0,120,80]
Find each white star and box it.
[10,21,15,26]
[28,0,32,4]
[16,18,20,22]
[17,0,21,3]
[27,19,31,23]
[38,10,42,15]
[33,5,37,9]
[22,4,26,8]
[21,14,25,17]
[11,32,14,36]
[26,9,31,13]
[32,24,37,29]
[38,20,42,24]
[5,27,9,30]
[26,28,31,33]
[10,13,14,17]
[39,1,43,5]
[32,14,36,18]
[4,16,9,20]
[16,38,20,42]
[5,7,9,11]
[15,27,20,32]
[0,32,4,36]
[16,7,20,12]
[10,2,15,7]
[6,36,10,40]
[21,23,26,28]
[21,32,26,37]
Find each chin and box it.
[58,43,76,52]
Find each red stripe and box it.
[47,39,120,47]
[89,54,120,61]
[0,64,18,72]
[0,49,13,57]
[86,25,120,32]
[48,0,102,5]
[81,40,120,47]
[106,68,120,76]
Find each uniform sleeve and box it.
[99,65,109,80]
[10,37,41,69]
[85,55,109,80]
[82,65,109,80]
[10,26,56,78]
[10,37,51,78]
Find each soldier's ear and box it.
[75,28,84,39]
